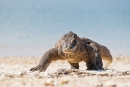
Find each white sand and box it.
[0,56,130,87]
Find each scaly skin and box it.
[80,37,113,68]
[30,31,112,72]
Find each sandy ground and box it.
[0,56,130,87]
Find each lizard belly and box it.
[66,55,83,63]
[67,59,82,63]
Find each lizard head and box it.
[61,31,81,54]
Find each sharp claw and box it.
[30,68,33,71]
[30,65,45,72]
[30,67,37,72]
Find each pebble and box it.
[57,68,69,75]
[44,79,54,86]
[125,71,130,75]
[20,71,27,76]
[73,75,78,77]
[104,81,116,87]
[59,77,69,85]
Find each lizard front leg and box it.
[30,48,60,72]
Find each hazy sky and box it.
[0,0,130,56]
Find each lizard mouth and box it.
[64,50,73,58]
[64,50,72,53]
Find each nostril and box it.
[69,46,72,49]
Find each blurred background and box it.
[0,0,130,57]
